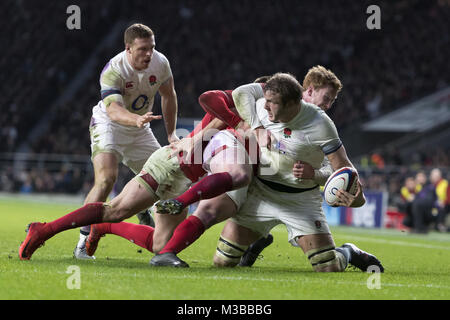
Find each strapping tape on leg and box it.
[306,245,341,271]
[215,236,248,264]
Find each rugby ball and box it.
[323,167,358,206]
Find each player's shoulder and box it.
[301,100,333,124]
[300,100,338,136]
[108,50,126,69]
[99,51,125,84]
[151,49,170,65]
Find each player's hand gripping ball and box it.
[323,167,358,206]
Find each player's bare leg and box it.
[150,146,252,267]
[75,152,119,259]
[297,234,384,272]
[150,192,240,267]
[296,233,345,272]
[125,158,157,227]
[20,178,157,260]
[213,219,261,267]
[156,145,252,215]
[152,209,188,253]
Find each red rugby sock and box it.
[175,172,233,208]
[109,222,154,252]
[45,202,104,237]
[159,215,205,254]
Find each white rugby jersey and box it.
[91,49,172,129]
[234,84,342,189]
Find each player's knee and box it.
[194,204,221,228]
[95,174,117,192]
[230,169,252,189]
[307,246,345,272]
[103,204,129,223]
[213,236,248,267]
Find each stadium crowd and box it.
[1,0,449,231]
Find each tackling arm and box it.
[198,90,242,129]
[232,83,265,129]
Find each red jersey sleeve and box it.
[198,90,242,129]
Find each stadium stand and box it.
[1,0,449,230]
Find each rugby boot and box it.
[149,252,189,268]
[239,234,274,267]
[73,246,96,260]
[85,223,110,256]
[19,222,50,260]
[155,199,184,215]
[342,243,384,273]
[137,209,155,227]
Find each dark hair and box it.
[264,73,303,106]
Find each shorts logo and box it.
[283,128,292,138]
[149,75,157,86]
[314,220,322,229]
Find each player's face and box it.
[304,85,337,111]
[264,90,296,122]
[264,90,282,122]
[127,36,155,70]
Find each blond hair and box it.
[302,65,343,93]
[124,23,154,46]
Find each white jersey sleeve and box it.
[100,61,125,107]
[232,83,265,129]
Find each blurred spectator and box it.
[0,0,448,231]
[0,0,448,154]
[400,176,418,228]
[408,168,450,233]
[409,172,435,233]
[430,168,449,232]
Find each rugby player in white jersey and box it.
[240,65,339,266]
[74,23,179,259]
[214,73,382,272]
[152,73,383,273]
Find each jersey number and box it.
[131,94,148,111]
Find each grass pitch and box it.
[1,195,449,300]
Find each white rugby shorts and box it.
[89,118,160,174]
[231,177,330,246]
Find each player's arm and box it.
[198,90,242,129]
[158,76,179,143]
[101,66,161,127]
[326,145,366,207]
[106,101,161,127]
[232,83,265,129]
[293,158,334,186]
[168,116,226,160]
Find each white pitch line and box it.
[338,234,450,250]
[157,273,450,290]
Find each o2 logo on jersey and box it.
[132,94,149,111]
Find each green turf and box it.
[1,197,449,300]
